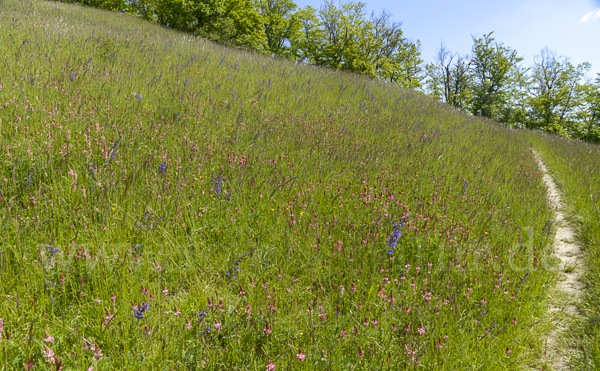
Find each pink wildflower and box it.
[104,310,114,325]
[44,331,55,343]
[266,360,276,370]
[215,321,221,330]
[296,348,306,362]
[90,344,103,358]
[43,345,55,363]
[263,321,272,334]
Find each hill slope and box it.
[0,0,558,369]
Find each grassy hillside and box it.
[530,133,600,369]
[0,0,559,369]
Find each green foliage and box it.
[425,40,599,144]
[259,0,300,57]
[0,0,561,369]
[291,1,423,88]
[424,44,472,110]
[526,48,591,138]
[572,74,600,144]
[469,32,527,122]
[151,0,265,49]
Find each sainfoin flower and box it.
[266,360,276,370]
[90,343,103,358]
[44,331,55,343]
[296,348,306,361]
[43,345,55,363]
[104,310,115,325]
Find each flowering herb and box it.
[88,162,97,190]
[23,169,34,188]
[133,302,150,319]
[211,169,223,197]
[132,244,143,255]
[225,252,248,279]
[47,245,59,259]
[386,221,404,255]
[159,162,168,176]
[136,211,164,230]
[197,309,209,322]
[108,139,120,163]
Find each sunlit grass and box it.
[529,132,600,369]
[0,0,560,369]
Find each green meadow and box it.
[529,133,600,369]
[0,0,598,369]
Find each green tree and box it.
[153,0,264,49]
[353,9,423,89]
[425,43,472,110]
[291,5,322,64]
[526,48,591,136]
[154,0,205,32]
[125,0,156,20]
[469,32,527,122]
[291,1,423,88]
[259,0,300,57]
[57,0,127,11]
[573,74,600,143]
[221,0,265,49]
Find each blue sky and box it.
[293,0,600,78]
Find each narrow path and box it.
[532,150,583,370]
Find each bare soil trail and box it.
[533,150,584,370]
